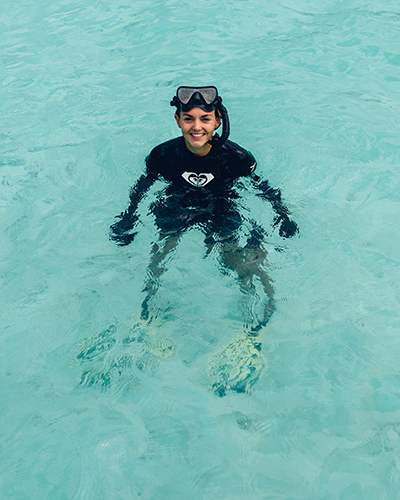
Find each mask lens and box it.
[199,87,217,105]
[177,88,195,105]
[177,87,217,106]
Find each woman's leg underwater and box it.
[205,221,274,332]
[220,238,275,333]
[141,232,182,322]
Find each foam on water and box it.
[2,0,400,498]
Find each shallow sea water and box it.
[2,0,400,498]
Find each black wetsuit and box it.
[110,136,298,246]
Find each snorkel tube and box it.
[209,99,230,151]
[171,87,230,151]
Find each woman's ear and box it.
[215,116,221,130]
[174,112,181,129]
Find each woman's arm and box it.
[251,174,298,238]
[110,174,155,246]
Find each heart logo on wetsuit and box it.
[182,171,214,188]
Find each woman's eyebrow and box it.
[182,112,213,117]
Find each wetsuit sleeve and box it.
[109,174,155,246]
[230,143,257,177]
[252,174,299,238]
[144,147,162,182]
[109,146,162,245]
[244,151,257,176]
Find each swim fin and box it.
[208,329,265,396]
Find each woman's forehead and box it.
[181,107,215,117]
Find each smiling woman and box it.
[110,85,298,395]
[174,107,221,156]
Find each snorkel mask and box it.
[170,86,230,150]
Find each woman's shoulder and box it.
[146,137,184,175]
[220,140,257,174]
[221,140,254,161]
[149,136,184,158]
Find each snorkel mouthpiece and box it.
[171,86,230,150]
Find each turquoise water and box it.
[2,0,400,498]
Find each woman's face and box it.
[175,107,221,156]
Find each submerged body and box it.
[111,88,298,395]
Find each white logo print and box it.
[182,171,214,187]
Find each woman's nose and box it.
[192,119,202,130]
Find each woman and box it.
[110,86,298,395]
